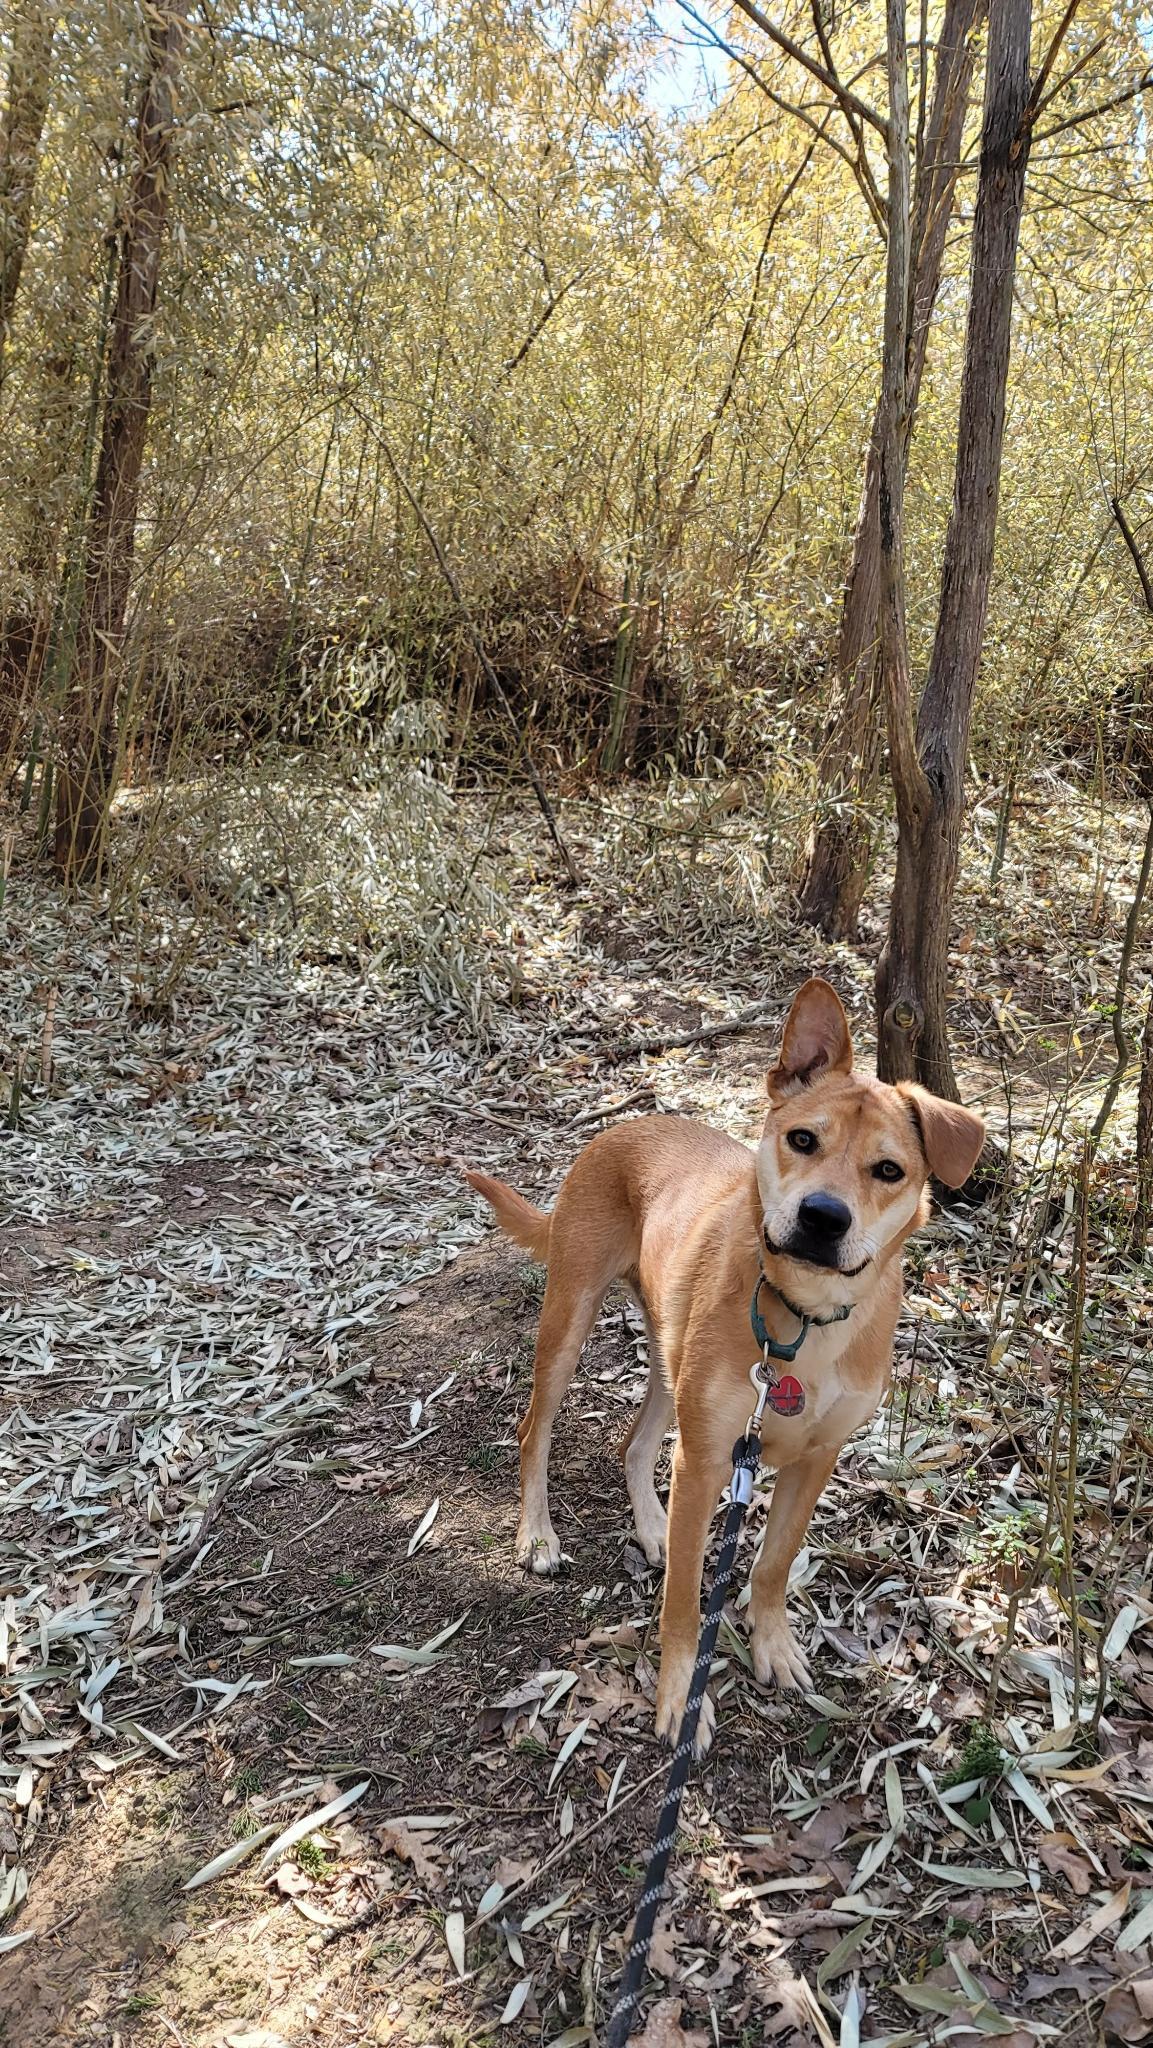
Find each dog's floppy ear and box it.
[768,978,853,1097]
[899,1083,985,1188]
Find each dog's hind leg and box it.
[619,1310,674,1565]
[516,1272,608,1575]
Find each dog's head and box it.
[756,978,985,1313]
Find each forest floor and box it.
[1,774,1152,2048]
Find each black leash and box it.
[604,1422,762,2048]
[604,1275,851,2046]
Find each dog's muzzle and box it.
[764,1200,870,1276]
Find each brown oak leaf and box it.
[636,1997,709,2047]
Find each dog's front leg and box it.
[747,1447,838,1691]
[654,1434,730,1755]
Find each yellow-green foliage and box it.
[0,0,1149,783]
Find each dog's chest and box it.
[752,1326,880,1463]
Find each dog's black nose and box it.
[798,1192,852,1239]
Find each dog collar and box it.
[749,1275,851,1422]
[750,1273,851,1360]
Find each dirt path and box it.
[3,797,1153,2046]
[5,1225,1151,2047]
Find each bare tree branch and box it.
[1112,493,1153,616]
[806,0,889,229]
[1022,0,1082,125]
[498,268,589,382]
[1033,65,1152,145]
[1030,31,1108,123]
[728,0,889,137]
[676,0,887,233]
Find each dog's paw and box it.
[633,1507,667,1569]
[750,1615,812,1692]
[515,1526,562,1575]
[655,1668,716,1757]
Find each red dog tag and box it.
[767,1374,805,1417]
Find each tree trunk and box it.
[54,3,184,881]
[1090,802,1153,1146]
[0,0,53,378]
[876,0,1033,1091]
[1133,997,1153,1258]
[799,0,986,937]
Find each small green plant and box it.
[466,1442,502,1474]
[233,1807,263,1839]
[968,1504,1039,1570]
[235,1764,262,1798]
[904,1241,929,1281]
[943,1723,1006,1789]
[122,1992,161,2016]
[923,1914,981,1970]
[369,1934,410,1967]
[296,1837,333,1879]
[518,1262,547,1304]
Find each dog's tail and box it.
[464,1169,551,1260]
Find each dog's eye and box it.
[787,1128,818,1154]
[873,1160,904,1182]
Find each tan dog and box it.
[466,979,984,1751]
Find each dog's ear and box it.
[768,978,853,1097]
[899,1083,985,1188]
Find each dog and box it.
[466,978,984,1751]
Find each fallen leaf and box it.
[183,1825,279,1892]
[1050,1882,1131,1961]
[521,1889,572,1932]
[380,1822,441,1887]
[548,1718,590,1791]
[648,1912,679,1978]
[635,1997,709,2047]
[1019,1964,1111,2004]
[501,1977,532,2024]
[1103,1982,1153,2044]
[1103,1605,1145,1661]
[797,1801,857,1858]
[407,1497,440,1556]
[1117,1894,1153,1953]
[258,1782,369,1873]
[445,1910,466,1975]
[920,1862,1029,1889]
[1039,1837,1095,1897]
[762,1972,838,2046]
[816,1920,869,1987]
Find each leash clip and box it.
[750,1348,807,1422]
[747,1353,774,1436]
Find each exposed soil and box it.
[3,794,1153,2048]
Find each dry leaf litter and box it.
[0,779,1151,2048]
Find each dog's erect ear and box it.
[899,1083,985,1188]
[768,978,853,1097]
